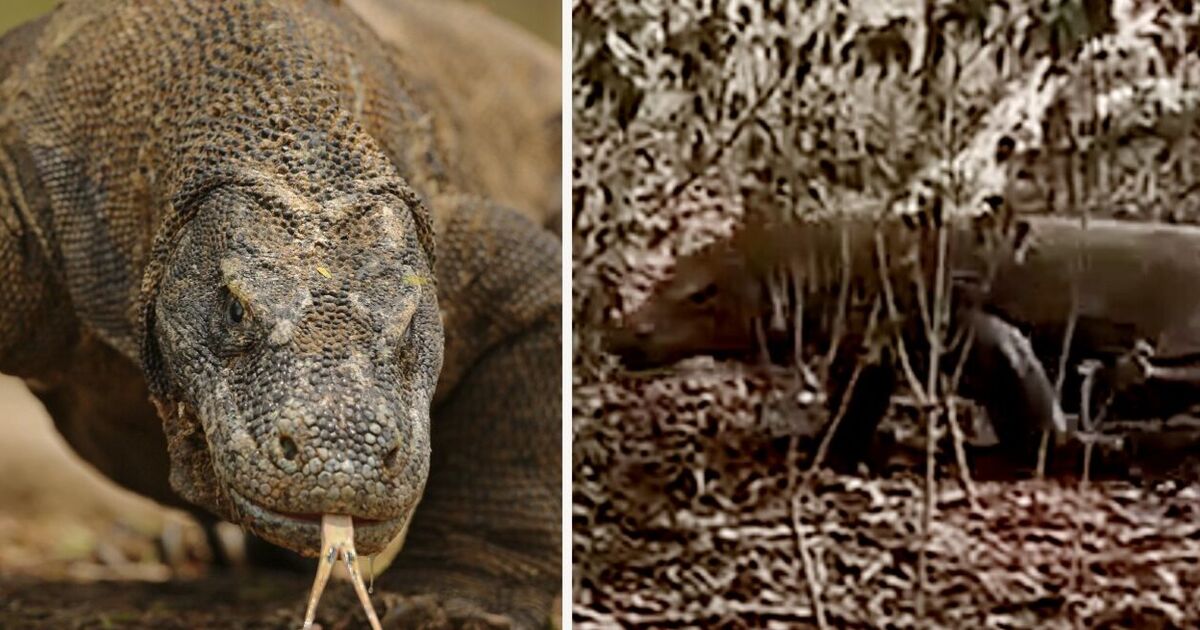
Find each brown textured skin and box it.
[608,214,1200,461]
[609,215,1200,369]
[344,0,562,227]
[0,0,560,626]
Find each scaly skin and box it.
[604,213,1057,466]
[608,214,1200,466]
[0,0,560,626]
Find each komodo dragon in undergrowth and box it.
[607,214,1200,469]
[0,0,560,627]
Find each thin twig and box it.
[916,405,939,619]
[917,218,950,621]
[823,226,853,370]
[792,492,830,630]
[945,395,977,509]
[1041,243,1081,478]
[874,230,928,404]
[793,265,805,367]
[944,324,978,506]
[1078,359,1103,487]
[925,225,950,399]
[1035,429,1051,479]
[809,362,865,474]
[810,299,882,473]
[912,248,935,341]
[787,434,829,630]
[1052,297,1079,404]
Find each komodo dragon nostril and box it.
[279,434,300,461]
[383,443,401,471]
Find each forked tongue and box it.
[301,514,382,630]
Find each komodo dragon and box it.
[607,214,1200,468]
[0,0,560,626]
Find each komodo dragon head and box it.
[37,0,460,559]
[607,244,763,370]
[142,177,442,556]
[606,218,890,369]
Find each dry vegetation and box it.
[573,0,1200,626]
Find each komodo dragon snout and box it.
[606,246,762,370]
[146,184,443,556]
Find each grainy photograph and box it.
[0,1,561,628]
[573,0,1200,626]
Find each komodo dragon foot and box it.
[1079,341,1200,424]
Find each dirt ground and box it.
[1,572,318,629]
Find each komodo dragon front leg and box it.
[377,197,561,628]
[0,15,204,565]
[0,18,74,380]
[0,19,169,507]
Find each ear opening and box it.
[140,297,172,405]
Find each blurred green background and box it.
[0,0,56,33]
[0,0,560,47]
[478,0,559,47]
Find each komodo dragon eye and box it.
[227,295,247,325]
[688,282,719,305]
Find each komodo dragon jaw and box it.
[144,182,444,557]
